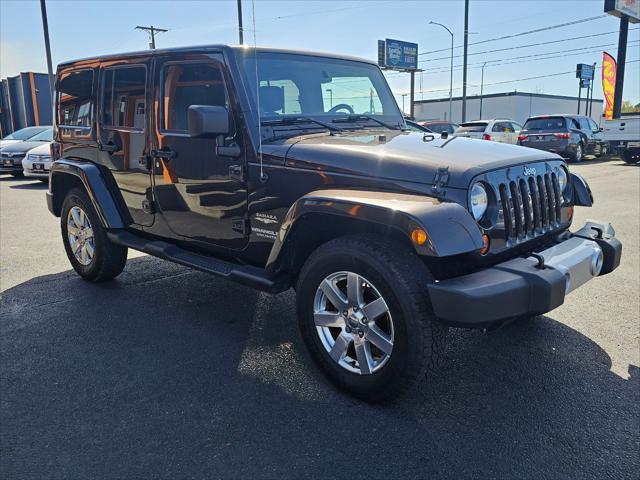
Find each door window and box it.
[58,69,94,138]
[101,66,147,130]
[578,117,591,130]
[511,122,523,131]
[492,122,513,133]
[588,118,600,132]
[571,118,581,130]
[162,62,230,133]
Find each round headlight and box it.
[470,182,488,221]
[557,167,568,192]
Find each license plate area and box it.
[33,163,44,171]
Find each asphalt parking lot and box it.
[1,158,638,479]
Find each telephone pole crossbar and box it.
[135,25,168,50]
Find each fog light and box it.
[591,246,604,275]
[411,228,428,246]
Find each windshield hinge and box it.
[431,167,450,195]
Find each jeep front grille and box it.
[498,172,562,242]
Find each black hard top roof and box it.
[57,45,378,69]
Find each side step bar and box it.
[107,230,290,294]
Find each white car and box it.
[454,119,523,144]
[0,126,50,148]
[22,141,53,180]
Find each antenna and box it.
[251,0,267,183]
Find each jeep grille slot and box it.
[498,172,562,243]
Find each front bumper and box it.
[428,220,622,327]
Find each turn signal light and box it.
[479,234,490,255]
[554,132,570,139]
[517,134,528,141]
[411,228,428,246]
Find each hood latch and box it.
[431,166,450,195]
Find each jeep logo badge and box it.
[523,166,536,176]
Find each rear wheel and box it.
[296,235,447,402]
[622,149,640,164]
[572,143,583,162]
[61,188,128,282]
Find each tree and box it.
[621,100,640,113]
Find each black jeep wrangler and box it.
[47,46,622,401]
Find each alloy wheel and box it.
[67,206,95,266]
[313,271,394,375]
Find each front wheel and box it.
[296,235,447,402]
[61,188,128,282]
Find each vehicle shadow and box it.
[8,181,48,190]
[1,256,638,479]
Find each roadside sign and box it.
[379,39,418,71]
[604,0,640,23]
[577,63,595,80]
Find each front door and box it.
[151,54,249,250]
[98,62,153,226]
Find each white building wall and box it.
[414,93,604,125]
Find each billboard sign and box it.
[576,63,595,80]
[602,52,617,120]
[380,39,418,71]
[604,0,640,23]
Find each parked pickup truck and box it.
[46,46,622,401]
[601,113,640,164]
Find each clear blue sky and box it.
[1,0,639,108]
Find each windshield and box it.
[457,122,487,133]
[523,117,567,131]
[4,126,48,141]
[30,128,54,142]
[237,51,403,128]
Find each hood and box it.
[0,139,22,147]
[0,140,49,155]
[282,130,560,189]
[25,142,52,155]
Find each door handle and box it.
[151,149,176,160]
[98,142,118,153]
[229,164,244,180]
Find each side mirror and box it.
[188,105,229,138]
[599,127,604,132]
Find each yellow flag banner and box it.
[602,52,617,120]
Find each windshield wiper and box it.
[332,115,401,130]
[262,116,344,132]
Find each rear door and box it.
[577,116,596,153]
[456,122,487,139]
[491,121,512,143]
[150,53,249,250]
[97,61,153,226]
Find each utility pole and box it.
[135,25,168,50]
[401,94,408,114]
[479,61,488,119]
[39,0,55,98]
[612,15,629,118]
[237,0,244,44]
[588,62,596,117]
[461,0,469,122]
[428,21,453,123]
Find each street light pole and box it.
[429,21,453,122]
[462,0,470,122]
[237,0,244,44]
[39,0,55,98]
[479,61,488,119]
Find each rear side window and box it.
[492,121,514,133]
[162,62,229,133]
[578,117,591,130]
[101,66,147,129]
[58,69,94,137]
[523,117,566,131]
[457,122,488,133]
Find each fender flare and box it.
[265,189,484,271]
[570,172,593,207]
[49,158,126,228]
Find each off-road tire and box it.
[296,234,448,402]
[61,188,128,282]
[622,149,640,164]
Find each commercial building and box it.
[414,91,604,125]
[0,72,53,138]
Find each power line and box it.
[418,14,609,57]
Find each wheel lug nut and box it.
[353,306,359,312]
[342,310,348,317]
[360,318,367,324]
[346,327,352,333]
[358,331,364,338]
